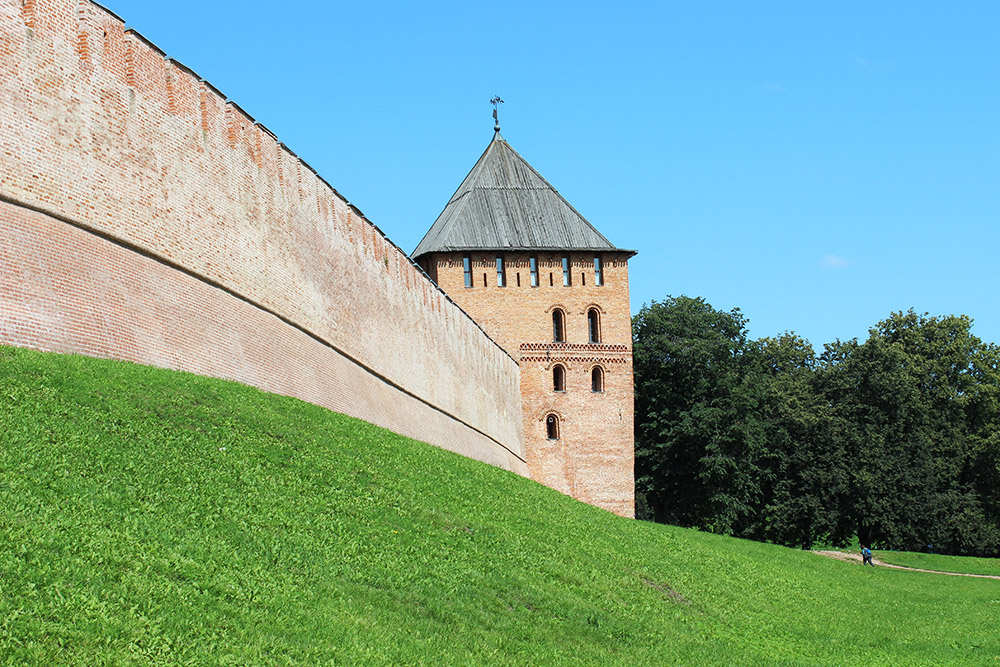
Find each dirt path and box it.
[812,550,1000,579]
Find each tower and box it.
[413,126,636,517]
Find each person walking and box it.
[861,545,875,567]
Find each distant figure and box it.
[862,545,874,567]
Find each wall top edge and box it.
[299,158,318,177]
[89,1,125,24]
[255,122,278,140]
[421,248,638,259]
[165,58,202,81]
[315,173,335,194]
[125,27,166,58]
[200,78,226,102]
[227,101,255,125]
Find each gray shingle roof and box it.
[412,132,634,259]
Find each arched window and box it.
[553,364,566,392]
[546,414,560,440]
[552,309,566,342]
[591,366,604,393]
[587,308,601,343]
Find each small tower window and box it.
[591,366,604,392]
[463,256,472,288]
[546,414,560,440]
[552,309,566,342]
[496,256,506,287]
[553,364,566,392]
[530,257,539,287]
[587,308,601,343]
[562,257,571,286]
[594,256,603,286]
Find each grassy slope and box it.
[825,542,1000,577]
[2,346,999,666]
[874,552,1000,577]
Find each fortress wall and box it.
[0,0,527,472]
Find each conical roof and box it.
[412,132,633,259]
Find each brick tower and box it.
[413,126,636,517]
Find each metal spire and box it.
[491,96,504,133]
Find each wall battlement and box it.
[0,0,527,473]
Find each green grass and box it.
[873,551,1000,577]
[819,539,1000,577]
[2,345,1000,666]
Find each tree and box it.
[817,311,1000,555]
[632,297,767,536]
[755,334,846,548]
[635,298,1000,556]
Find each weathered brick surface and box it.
[0,202,523,468]
[0,0,526,474]
[424,252,635,517]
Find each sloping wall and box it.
[0,0,526,474]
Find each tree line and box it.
[633,296,1000,556]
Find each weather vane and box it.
[491,96,504,132]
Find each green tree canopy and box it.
[633,296,767,536]
[634,300,1000,556]
[817,311,1000,553]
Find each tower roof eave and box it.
[419,246,637,259]
[412,132,633,261]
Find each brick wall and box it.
[425,251,635,517]
[423,253,633,357]
[0,0,526,474]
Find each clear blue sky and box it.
[105,1,1000,350]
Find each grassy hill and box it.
[2,345,998,666]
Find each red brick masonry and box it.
[0,0,526,474]
[424,252,635,517]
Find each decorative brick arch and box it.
[549,306,568,342]
[586,307,602,344]
[590,364,606,392]
[551,363,567,392]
